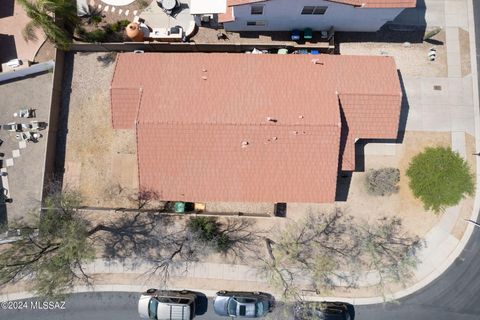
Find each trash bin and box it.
[291,29,301,41]
[174,202,186,213]
[304,28,313,40]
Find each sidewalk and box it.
[1,0,480,305]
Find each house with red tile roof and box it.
[110,53,401,204]
[218,0,416,32]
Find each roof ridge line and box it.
[338,92,401,96]
[136,121,341,128]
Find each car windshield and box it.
[256,301,268,317]
[148,298,158,320]
[227,298,238,315]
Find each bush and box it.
[137,0,150,9]
[187,217,232,253]
[84,29,107,42]
[91,15,102,25]
[406,147,474,213]
[364,168,400,196]
[107,20,130,33]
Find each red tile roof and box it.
[109,87,143,129]
[218,6,234,23]
[228,0,266,5]
[328,0,416,8]
[111,53,401,203]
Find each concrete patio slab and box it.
[141,0,194,31]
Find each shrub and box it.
[187,217,232,253]
[188,217,219,242]
[137,0,150,9]
[364,167,400,196]
[406,147,474,213]
[91,15,102,25]
[84,29,107,42]
[107,20,130,33]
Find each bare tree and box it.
[358,217,423,296]
[260,208,423,301]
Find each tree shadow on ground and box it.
[96,52,117,67]
[91,212,264,285]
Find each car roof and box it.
[157,302,191,320]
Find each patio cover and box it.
[190,0,227,14]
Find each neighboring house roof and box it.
[110,53,401,203]
[228,0,267,5]
[328,0,416,8]
[219,0,416,24]
[218,6,234,23]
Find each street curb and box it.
[1,1,480,307]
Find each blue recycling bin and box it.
[291,29,301,41]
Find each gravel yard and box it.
[287,131,476,240]
[339,29,448,77]
[62,52,139,208]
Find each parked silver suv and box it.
[138,289,197,320]
[213,291,275,318]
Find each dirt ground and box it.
[63,52,139,208]
[459,28,471,77]
[339,30,447,77]
[286,131,476,240]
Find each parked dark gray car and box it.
[213,291,275,318]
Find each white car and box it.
[138,289,197,320]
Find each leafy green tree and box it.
[406,147,474,212]
[0,189,94,298]
[17,0,80,50]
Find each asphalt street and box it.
[2,2,480,320]
[0,293,274,320]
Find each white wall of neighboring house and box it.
[223,0,404,32]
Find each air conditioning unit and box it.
[6,59,21,68]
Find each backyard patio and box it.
[83,0,196,41]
